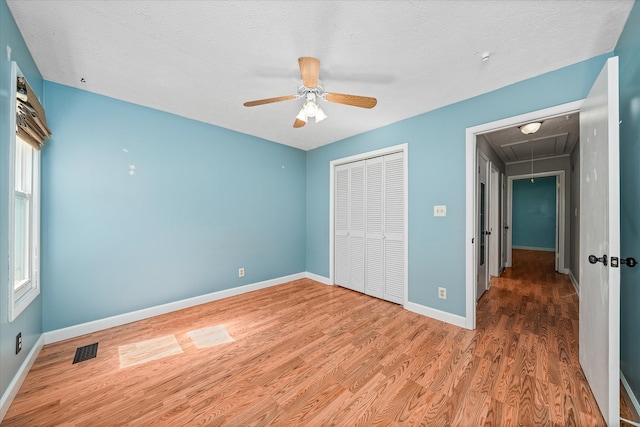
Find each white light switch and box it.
[434,205,447,217]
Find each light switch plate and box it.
[434,205,447,217]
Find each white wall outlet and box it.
[434,205,447,217]
[238,267,245,277]
[438,287,447,299]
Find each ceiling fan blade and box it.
[298,57,320,88]
[293,118,306,128]
[243,95,295,107]
[325,93,377,109]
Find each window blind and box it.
[16,76,51,150]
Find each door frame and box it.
[464,100,582,329]
[329,143,409,306]
[505,170,566,273]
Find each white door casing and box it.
[579,56,620,426]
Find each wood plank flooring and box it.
[2,250,610,425]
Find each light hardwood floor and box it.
[2,250,614,425]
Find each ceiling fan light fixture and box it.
[315,106,327,123]
[243,57,377,129]
[520,122,542,135]
[296,107,307,123]
[303,100,319,117]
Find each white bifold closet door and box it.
[335,152,404,304]
[334,161,365,293]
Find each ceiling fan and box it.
[243,57,377,128]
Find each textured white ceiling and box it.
[6,0,634,151]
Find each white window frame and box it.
[8,61,41,322]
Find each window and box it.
[9,133,41,321]
[8,62,47,322]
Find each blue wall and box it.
[512,177,556,250]
[41,83,307,331]
[616,0,640,408]
[0,0,44,408]
[306,53,612,317]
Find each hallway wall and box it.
[512,176,557,251]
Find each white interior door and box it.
[476,152,489,301]
[579,56,620,426]
[501,173,507,271]
[555,176,560,272]
[490,164,500,277]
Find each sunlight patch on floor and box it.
[187,325,234,349]
[119,335,183,368]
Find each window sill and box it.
[10,285,39,322]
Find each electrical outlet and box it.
[438,287,447,299]
[434,205,447,217]
[238,267,245,277]
[16,332,22,354]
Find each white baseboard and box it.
[569,270,580,297]
[305,272,332,285]
[622,370,640,422]
[404,301,468,329]
[44,272,306,344]
[0,334,44,422]
[512,246,555,252]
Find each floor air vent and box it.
[73,343,98,364]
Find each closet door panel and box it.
[384,152,404,302]
[334,165,350,288]
[349,162,366,293]
[384,240,404,303]
[365,157,384,299]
